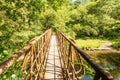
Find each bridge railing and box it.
[56,29,114,80]
[0,29,51,79]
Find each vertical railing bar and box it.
[30,46,33,80]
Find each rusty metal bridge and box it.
[0,29,114,80]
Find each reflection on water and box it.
[81,74,93,80]
[99,58,120,79]
[88,51,120,80]
[81,73,120,80]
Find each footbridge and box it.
[0,29,114,80]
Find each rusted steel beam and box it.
[56,29,114,80]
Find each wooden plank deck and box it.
[44,35,63,80]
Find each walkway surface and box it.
[44,35,63,80]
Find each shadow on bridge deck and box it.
[44,35,64,80]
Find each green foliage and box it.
[0,0,120,78]
[40,7,56,31]
[0,61,25,79]
[0,50,10,63]
[112,41,120,50]
[82,63,94,75]
[47,0,69,10]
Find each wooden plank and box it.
[44,35,63,80]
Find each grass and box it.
[75,38,109,49]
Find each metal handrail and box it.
[0,29,51,80]
[56,29,114,80]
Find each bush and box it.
[113,42,120,50]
